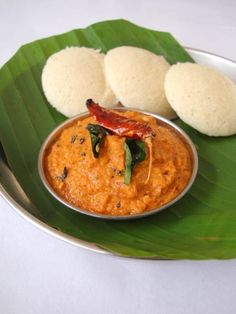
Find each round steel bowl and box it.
[38,108,198,220]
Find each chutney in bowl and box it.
[38,108,198,220]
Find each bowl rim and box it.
[38,107,198,220]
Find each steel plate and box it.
[1,48,236,256]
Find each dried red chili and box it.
[86,99,155,140]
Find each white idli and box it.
[164,63,236,136]
[104,46,175,118]
[42,47,117,117]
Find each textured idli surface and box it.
[104,46,175,118]
[164,63,236,136]
[42,47,117,117]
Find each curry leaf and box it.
[124,139,146,184]
[87,124,110,158]
[124,142,132,184]
[87,124,111,135]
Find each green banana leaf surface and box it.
[0,19,236,259]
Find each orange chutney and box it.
[44,111,192,215]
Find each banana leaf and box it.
[0,19,236,259]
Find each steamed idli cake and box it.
[164,63,236,136]
[104,46,175,118]
[42,47,117,117]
